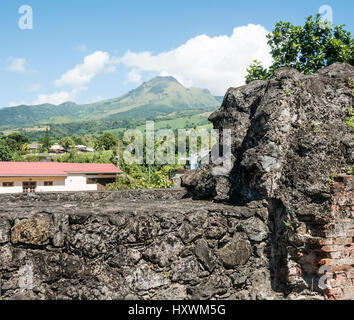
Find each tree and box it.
[246,14,354,83]
[40,128,51,151]
[94,132,118,151]
[59,137,75,149]
[0,141,12,161]
[0,132,29,152]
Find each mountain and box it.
[0,77,221,128]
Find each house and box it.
[49,143,66,154]
[0,162,122,194]
[74,145,95,153]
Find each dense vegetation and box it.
[246,15,354,83]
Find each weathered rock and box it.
[143,235,184,267]
[242,217,269,242]
[0,217,10,244]
[217,233,252,268]
[126,263,168,291]
[11,215,51,246]
[194,239,216,272]
[182,63,354,214]
[171,256,201,283]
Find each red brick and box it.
[318,258,333,266]
[317,238,333,246]
[333,238,352,245]
[332,265,352,272]
[321,245,343,252]
[325,287,342,296]
[327,251,342,259]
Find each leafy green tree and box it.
[94,132,118,151]
[59,137,75,149]
[0,132,29,152]
[246,14,354,83]
[0,141,12,161]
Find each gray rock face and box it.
[0,191,283,300]
[217,233,252,268]
[182,63,354,213]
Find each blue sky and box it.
[0,0,353,108]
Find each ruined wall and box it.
[0,181,352,300]
[321,175,353,299]
[285,175,353,300]
[0,190,283,300]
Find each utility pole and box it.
[117,140,121,169]
[115,140,121,183]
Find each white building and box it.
[0,162,122,194]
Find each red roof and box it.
[0,162,122,176]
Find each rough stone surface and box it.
[0,190,280,300]
[217,233,252,268]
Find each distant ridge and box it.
[0,76,221,128]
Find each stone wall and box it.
[0,182,352,300]
[0,190,281,300]
[286,175,353,300]
[321,175,353,299]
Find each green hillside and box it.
[0,76,220,128]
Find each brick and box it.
[317,238,333,246]
[320,245,343,252]
[318,258,334,266]
[330,278,352,288]
[332,265,352,272]
[333,238,352,245]
[325,287,342,296]
[327,251,342,259]
[334,273,347,280]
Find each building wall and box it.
[0,175,97,194]
[64,175,97,192]
[0,181,23,194]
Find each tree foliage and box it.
[0,141,13,161]
[94,132,119,151]
[246,14,354,83]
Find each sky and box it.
[0,0,353,108]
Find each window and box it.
[23,182,36,193]
[44,181,53,186]
[2,182,14,187]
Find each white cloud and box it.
[117,24,272,95]
[9,90,74,107]
[8,58,27,73]
[9,100,27,107]
[55,51,115,89]
[126,69,142,84]
[33,91,73,105]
